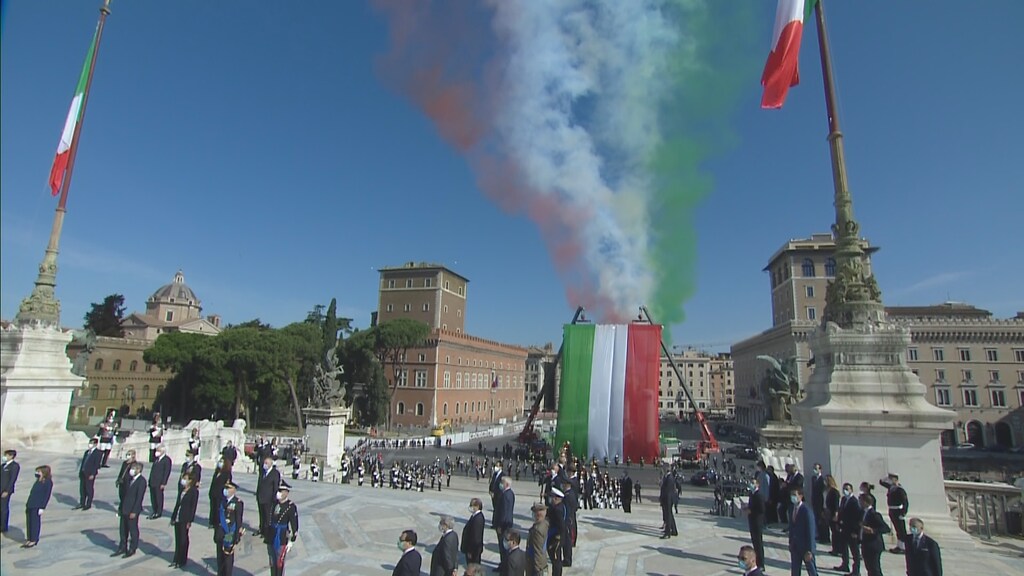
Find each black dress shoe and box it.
[833,566,850,572]
[659,534,670,539]
[111,549,126,557]
[124,550,136,558]
[73,505,84,510]
[82,506,92,511]
[148,514,161,520]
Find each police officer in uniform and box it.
[879,473,909,554]
[215,481,244,576]
[267,481,299,576]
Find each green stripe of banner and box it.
[555,323,595,458]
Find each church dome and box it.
[149,270,200,306]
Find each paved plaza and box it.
[1,447,1021,576]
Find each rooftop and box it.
[377,261,470,282]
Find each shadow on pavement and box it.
[642,545,736,569]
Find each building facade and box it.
[68,271,221,424]
[732,234,1024,448]
[658,349,735,420]
[525,343,559,413]
[376,263,528,429]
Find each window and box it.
[403,304,411,312]
[90,385,99,400]
[932,348,945,362]
[458,286,464,296]
[94,359,104,371]
[991,389,1007,408]
[443,324,447,330]
[1019,389,1024,407]
[388,279,395,289]
[455,403,460,415]
[109,385,118,400]
[908,348,918,361]
[415,353,425,362]
[935,388,951,406]
[963,389,978,407]
[958,349,971,362]
[443,371,451,388]
[129,360,138,372]
[165,310,174,322]
[456,309,462,318]
[397,402,406,415]
[112,359,122,372]
[425,278,432,288]
[443,402,448,416]
[936,369,946,382]
[989,370,1001,383]
[145,363,153,372]
[1015,349,1024,362]
[471,374,478,388]
[807,307,817,321]
[386,304,394,312]
[805,285,815,298]
[456,373,462,388]
[416,403,424,416]
[962,369,973,383]
[801,258,815,277]
[398,369,408,387]
[985,349,999,362]
[444,305,449,313]
[423,303,430,312]
[445,281,450,290]
[825,258,836,277]
[415,370,428,388]
[1018,370,1024,384]
[406,279,413,288]
[463,402,468,414]
[142,385,150,399]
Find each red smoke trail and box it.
[372,1,619,321]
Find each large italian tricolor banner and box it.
[555,323,661,461]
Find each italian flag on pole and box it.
[555,323,662,461]
[49,24,100,196]
[761,0,818,109]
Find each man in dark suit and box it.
[745,477,766,573]
[834,483,862,575]
[810,463,828,544]
[787,486,819,576]
[115,462,146,558]
[0,449,20,533]
[461,497,485,564]
[903,517,942,576]
[620,471,633,514]
[431,515,459,576]
[504,530,526,576]
[394,529,422,576]
[76,438,103,510]
[858,493,890,576]
[148,444,172,519]
[221,441,239,466]
[255,456,281,538]
[737,545,765,576]
[495,477,516,571]
[659,470,678,538]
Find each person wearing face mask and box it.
[903,518,941,576]
[215,481,244,576]
[267,482,299,576]
[148,444,173,519]
[527,503,549,576]
[787,486,819,576]
[505,530,527,576]
[115,450,137,508]
[490,461,505,511]
[22,465,52,548]
[811,464,828,544]
[115,461,146,558]
[209,459,232,529]
[255,456,281,539]
[461,498,485,565]
[179,450,203,497]
[393,529,422,576]
[1,449,20,534]
[148,413,164,463]
[431,514,459,576]
[737,545,764,576]
[879,473,909,555]
[171,473,199,569]
[857,493,890,576]
[744,476,766,573]
[834,483,863,576]
[76,438,103,510]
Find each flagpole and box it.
[16,0,112,326]
[813,0,884,329]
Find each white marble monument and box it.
[303,406,351,467]
[1,323,90,452]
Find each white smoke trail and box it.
[486,0,687,317]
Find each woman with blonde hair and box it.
[23,465,53,548]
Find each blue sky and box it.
[2,1,1022,349]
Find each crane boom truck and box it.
[519,306,586,445]
[638,306,720,461]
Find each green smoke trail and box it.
[648,1,762,344]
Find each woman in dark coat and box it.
[23,465,53,547]
[172,473,200,568]
[824,475,841,552]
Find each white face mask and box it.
[129,469,138,478]
[276,491,286,501]
[155,452,164,459]
[181,479,188,487]
[223,489,231,498]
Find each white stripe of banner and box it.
[587,324,615,459]
[607,324,628,460]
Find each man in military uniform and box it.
[267,482,299,576]
[97,410,118,468]
[215,481,244,576]
[879,473,909,554]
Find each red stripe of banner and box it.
[622,323,662,461]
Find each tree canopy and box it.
[83,294,126,337]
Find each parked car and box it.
[690,470,718,486]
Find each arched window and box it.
[156,385,164,398]
[416,403,424,416]
[456,373,462,389]
[109,385,118,400]
[129,360,138,372]
[94,358,104,371]
[802,258,815,277]
[112,359,122,371]
[825,258,836,277]
[397,402,406,415]
[455,403,460,415]
[90,385,99,400]
[443,402,449,416]
[463,402,468,414]
[145,363,153,372]
[87,407,96,417]
[142,385,151,399]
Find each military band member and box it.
[171,473,199,569]
[148,413,164,463]
[880,473,909,554]
[97,410,119,468]
[267,481,299,576]
[215,481,244,576]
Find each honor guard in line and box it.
[267,481,299,576]
[148,412,165,463]
[310,457,321,482]
[188,427,202,459]
[215,481,244,576]
[97,410,119,468]
[880,473,909,554]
